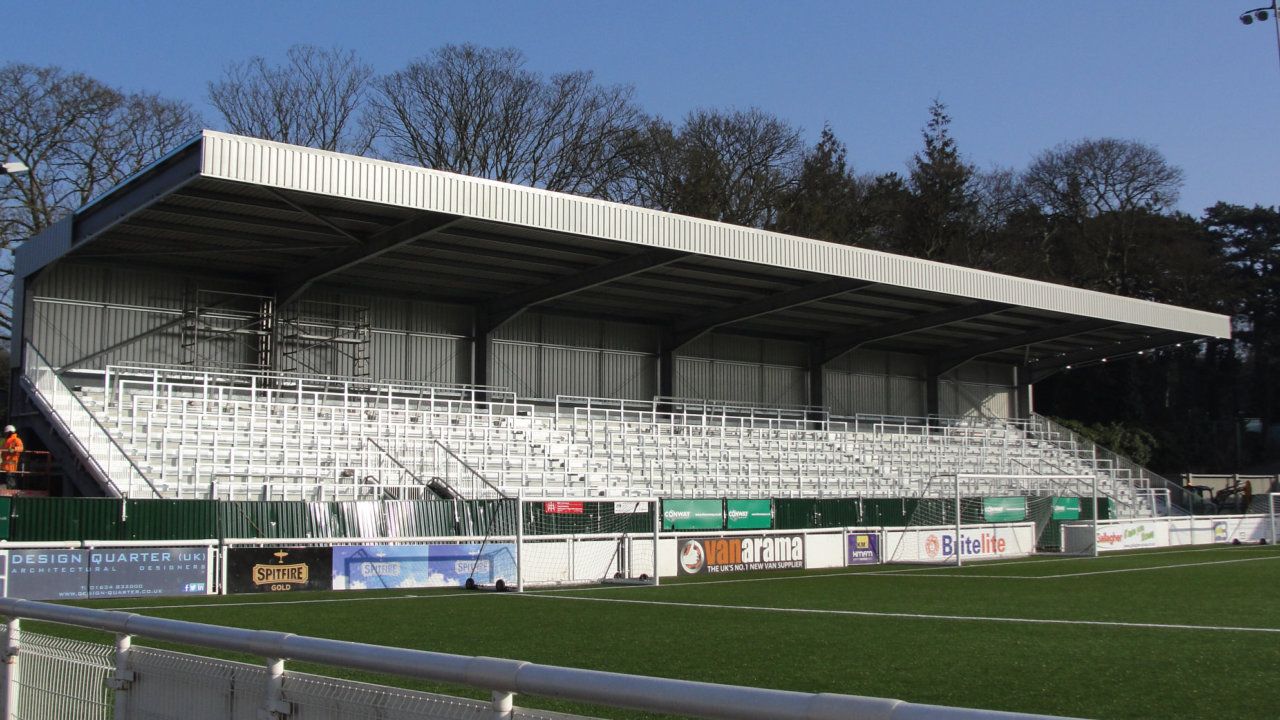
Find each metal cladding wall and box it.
[826,350,929,416]
[674,334,809,407]
[29,264,211,370]
[490,312,656,401]
[28,262,1018,416]
[940,361,1017,418]
[4,498,516,542]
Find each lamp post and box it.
[1240,2,1280,72]
[0,162,28,177]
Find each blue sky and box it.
[5,1,1277,216]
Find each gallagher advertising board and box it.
[725,499,773,530]
[662,499,723,530]
[332,543,516,590]
[676,534,805,575]
[1094,521,1168,551]
[846,532,880,565]
[226,547,333,594]
[1,547,213,600]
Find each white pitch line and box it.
[103,591,475,612]
[855,548,1280,576]
[1033,553,1280,578]
[523,593,1280,635]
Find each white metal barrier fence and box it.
[0,599,1076,720]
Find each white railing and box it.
[45,360,1155,508]
[0,599,1069,720]
[22,344,161,498]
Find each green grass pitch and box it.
[43,544,1280,719]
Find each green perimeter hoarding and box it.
[982,497,1027,522]
[1052,497,1081,520]
[725,499,772,530]
[662,499,723,530]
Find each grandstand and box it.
[11,130,1228,514]
[43,361,1149,512]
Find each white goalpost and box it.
[885,473,1099,565]
[1270,493,1280,545]
[512,496,661,591]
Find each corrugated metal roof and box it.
[197,131,1229,339]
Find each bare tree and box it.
[1023,138,1183,218]
[1022,138,1185,294]
[209,45,375,155]
[629,108,803,228]
[0,63,202,339]
[370,44,644,200]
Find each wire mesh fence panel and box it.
[15,632,113,720]
[282,671,601,720]
[128,646,267,720]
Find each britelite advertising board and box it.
[676,534,805,575]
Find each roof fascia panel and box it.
[184,130,1222,340]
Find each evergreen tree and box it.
[904,100,978,261]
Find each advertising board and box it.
[845,532,880,565]
[885,524,1035,562]
[676,534,805,575]
[1,546,213,600]
[543,501,584,515]
[332,543,516,590]
[983,497,1027,522]
[1052,497,1081,520]
[725,499,773,530]
[226,547,334,594]
[1094,521,1169,551]
[662,499,723,530]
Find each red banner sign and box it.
[543,501,584,515]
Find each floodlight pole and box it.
[1239,2,1280,73]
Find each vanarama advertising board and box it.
[676,534,805,575]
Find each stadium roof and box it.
[19,130,1231,378]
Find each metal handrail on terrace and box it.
[105,363,519,411]
[22,343,162,499]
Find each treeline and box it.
[2,44,1277,473]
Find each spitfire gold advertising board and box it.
[226,547,334,593]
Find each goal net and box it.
[884,474,1095,565]
[512,498,660,591]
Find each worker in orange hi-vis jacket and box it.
[2,425,23,489]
